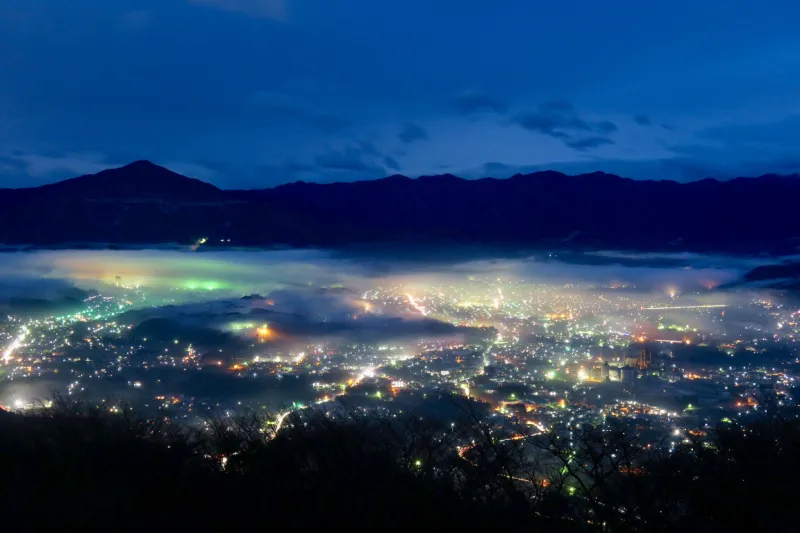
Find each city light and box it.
[0,249,796,516]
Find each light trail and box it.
[458,430,544,486]
[405,293,427,316]
[272,367,376,439]
[273,411,291,435]
[2,326,29,364]
[642,304,728,311]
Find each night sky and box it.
[2,0,800,188]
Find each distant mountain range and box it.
[1,160,799,254]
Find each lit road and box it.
[2,326,29,364]
[273,410,292,434]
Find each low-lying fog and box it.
[0,248,769,298]
[0,247,793,410]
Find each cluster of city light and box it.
[2,270,799,474]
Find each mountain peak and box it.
[120,160,165,171]
[35,161,220,200]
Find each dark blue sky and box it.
[2,0,800,188]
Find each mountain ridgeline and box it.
[1,160,798,253]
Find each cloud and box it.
[0,276,89,317]
[187,0,286,20]
[0,277,87,303]
[564,137,615,151]
[249,91,348,133]
[383,156,400,171]
[398,123,428,144]
[264,287,357,318]
[631,115,800,179]
[311,143,398,177]
[511,101,620,152]
[0,151,112,181]
[593,120,618,134]
[512,106,591,138]
[122,288,478,347]
[355,140,380,156]
[453,93,508,115]
[634,114,652,126]
[440,120,800,184]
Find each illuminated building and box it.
[623,354,639,367]
[591,362,609,381]
[637,349,652,370]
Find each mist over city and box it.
[1,248,793,415]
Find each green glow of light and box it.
[229,321,256,332]
[181,279,229,291]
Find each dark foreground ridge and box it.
[1,399,798,532]
[2,161,799,253]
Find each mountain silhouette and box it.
[21,160,220,200]
[0,161,798,253]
